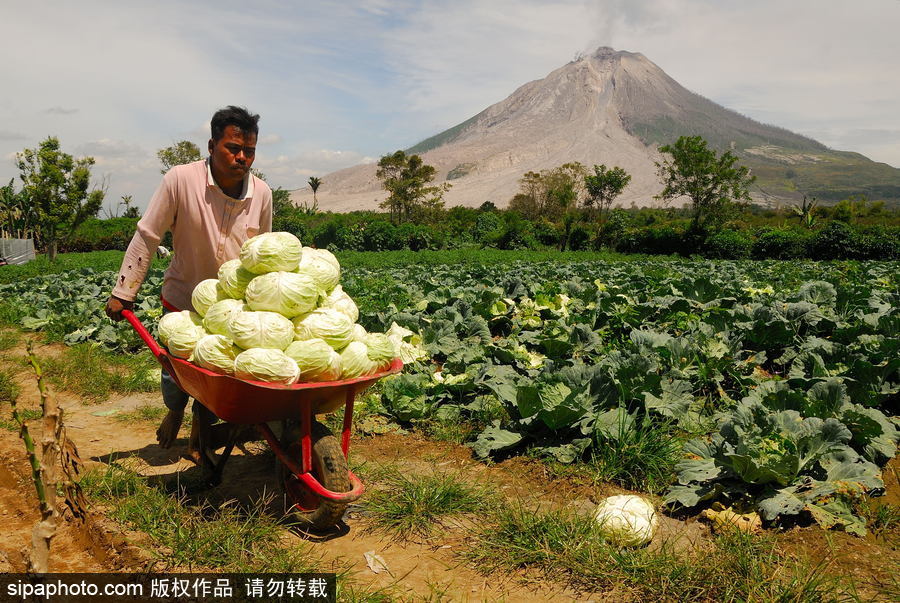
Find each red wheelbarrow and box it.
[122,309,402,529]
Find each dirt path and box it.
[1,341,898,600]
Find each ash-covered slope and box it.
[293,47,900,211]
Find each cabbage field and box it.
[1,256,897,535]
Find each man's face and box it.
[209,125,257,181]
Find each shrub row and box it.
[58,214,899,260]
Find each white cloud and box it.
[0,0,897,215]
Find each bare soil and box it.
[1,341,897,600]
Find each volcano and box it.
[292,47,900,211]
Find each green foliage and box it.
[157,140,201,174]
[15,136,105,260]
[584,164,632,220]
[656,135,755,234]
[361,468,492,539]
[510,163,587,222]
[0,178,33,238]
[472,211,504,247]
[751,228,811,260]
[703,229,753,259]
[467,505,852,601]
[59,217,139,253]
[376,150,449,224]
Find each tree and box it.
[790,195,818,229]
[0,179,35,239]
[16,137,105,261]
[157,140,201,174]
[510,163,587,222]
[655,135,754,234]
[584,164,631,221]
[308,176,321,208]
[120,195,140,218]
[376,151,449,224]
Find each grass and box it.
[466,504,858,601]
[41,344,159,402]
[80,460,322,572]
[0,330,20,351]
[361,467,493,539]
[80,460,394,599]
[0,368,19,405]
[113,403,169,424]
[0,367,40,430]
[586,416,684,495]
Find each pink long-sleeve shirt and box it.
[112,158,272,312]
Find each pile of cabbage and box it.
[156,232,398,385]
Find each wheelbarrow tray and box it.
[166,354,402,424]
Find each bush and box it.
[362,221,403,251]
[568,224,591,251]
[751,228,810,259]
[618,225,686,255]
[333,224,365,251]
[472,212,504,247]
[273,210,309,242]
[531,220,558,247]
[853,225,899,260]
[807,221,856,260]
[703,230,752,259]
[498,214,536,250]
[59,217,139,252]
[396,223,441,251]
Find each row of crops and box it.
[1,258,897,534]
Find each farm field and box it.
[0,251,897,600]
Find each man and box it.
[106,106,272,457]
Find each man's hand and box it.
[105,296,134,322]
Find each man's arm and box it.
[106,175,177,322]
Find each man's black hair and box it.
[210,106,260,141]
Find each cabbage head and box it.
[191,279,226,317]
[340,341,378,379]
[240,232,302,274]
[365,333,396,371]
[350,323,368,343]
[284,339,342,382]
[234,348,300,385]
[227,310,294,350]
[217,259,256,299]
[320,285,359,322]
[244,271,319,318]
[158,310,204,347]
[193,334,240,374]
[203,298,247,336]
[158,310,206,359]
[296,247,340,293]
[291,308,354,350]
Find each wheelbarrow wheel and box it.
[278,420,351,530]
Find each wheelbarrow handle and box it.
[121,309,164,358]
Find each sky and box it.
[2,0,899,213]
